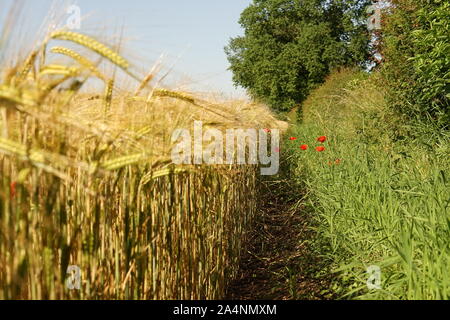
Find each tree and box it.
[225,0,371,112]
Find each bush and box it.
[381,0,450,128]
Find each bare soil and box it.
[226,179,335,300]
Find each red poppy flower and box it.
[317,136,327,143]
[264,128,271,133]
[300,144,308,151]
[289,137,297,141]
[10,182,17,199]
[316,146,326,152]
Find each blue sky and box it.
[1,0,251,96]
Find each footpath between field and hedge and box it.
[227,69,450,300]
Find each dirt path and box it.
[226,178,335,300]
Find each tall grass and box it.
[286,69,450,299]
[0,26,281,299]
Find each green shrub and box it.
[381,0,450,128]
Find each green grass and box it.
[284,69,450,300]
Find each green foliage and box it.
[381,0,450,128]
[225,0,371,112]
[286,70,450,300]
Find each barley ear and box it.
[50,46,106,80]
[50,31,130,70]
[104,79,114,114]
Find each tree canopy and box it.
[225,0,371,112]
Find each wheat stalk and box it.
[50,46,106,80]
[0,137,69,180]
[49,31,130,70]
[152,89,196,104]
[0,84,36,107]
[16,51,38,84]
[139,167,189,187]
[39,64,80,77]
[104,79,114,114]
[100,153,148,171]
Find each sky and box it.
[0,0,251,97]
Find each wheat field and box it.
[0,19,285,299]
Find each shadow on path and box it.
[226,169,335,300]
